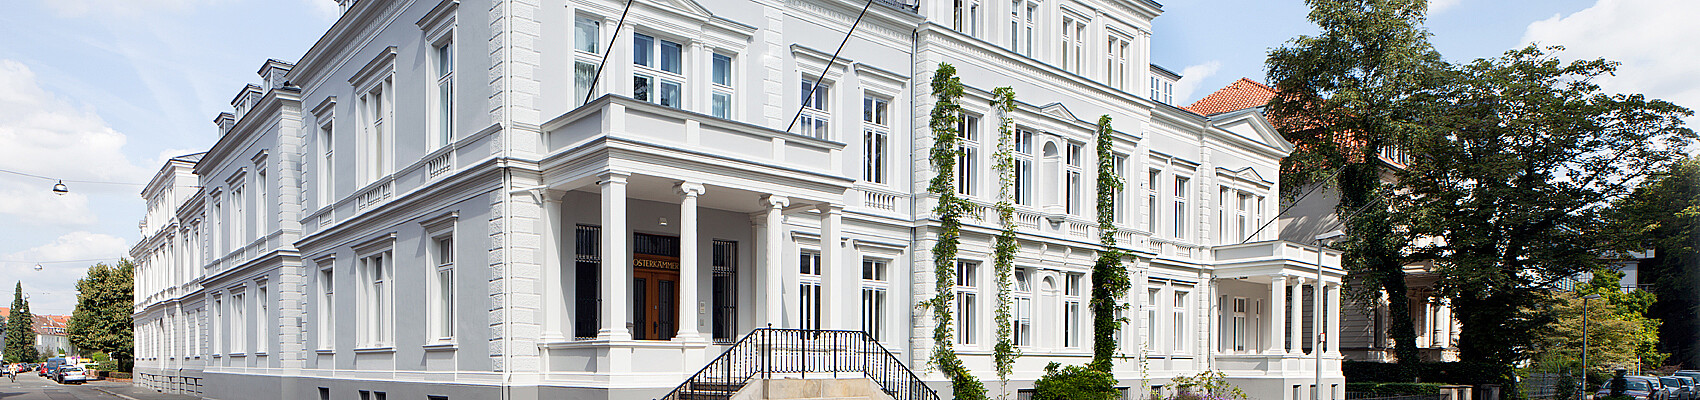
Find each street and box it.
[0,374,192,400]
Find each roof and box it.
[1185,78,1277,116]
[0,307,71,336]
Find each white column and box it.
[1312,278,1324,356]
[1327,282,1341,354]
[1267,275,1287,354]
[599,172,632,341]
[1436,300,1452,350]
[540,190,565,341]
[1290,277,1305,354]
[675,182,706,341]
[761,195,789,327]
[819,203,843,330]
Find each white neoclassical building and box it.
[130,0,1345,399]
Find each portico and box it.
[529,95,855,385]
[1210,241,1347,378]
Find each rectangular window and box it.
[957,114,979,196]
[1065,143,1083,215]
[318,267,333,349]
[258,285,269,353]
[1147,169,1161,232]
[1237,192,1251,244]
[1107,35,1130,90]
[318,122,333,207]
[1174,177,1189,239]
[574,225,602,339]
[1063,273,1082,348]
[232,292,246,353]
[1112,154,1128,223]
[574,61,597,105]
[632,33,684,108]
[1172,290,1189,353]
[1024,2,1036,55]
[1218,187,1231,245]
[1232,297,1248,351]
[863,96,889,184]
[231,187,244,250]
[1008,0,1020,50]
[433,235,456,339]
[799,79,831,139]
[1146,287,1160,351]
[360,251,392,347]
[799,251,822,330]
[955,260,979,345]
[862,259,889,341]
[1061,16,1084,72]
[360,77,393,184]
[1014,268,1032,346]
[1015,129,1035,205]
[711,53,734,119]
[712,240,738,342]
[574,16,600,54]
[255,169,267,235]
[434,40,455,149]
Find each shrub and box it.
[1377,383,1444,395]
[1033,362,1119,400]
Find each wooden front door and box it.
[632,268,679,340]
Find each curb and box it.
[92,386,146,400]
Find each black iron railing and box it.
[658,328,939,400]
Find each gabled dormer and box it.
[214,112,236,134]
[231,84,263,121]
[258,59,295,90]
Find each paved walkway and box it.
[82,382,199,400]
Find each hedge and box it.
[1346,382,1447,395]
[1344,361,1507,386]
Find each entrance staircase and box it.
[658,329,939,400]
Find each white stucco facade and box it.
[131,0,1345,399]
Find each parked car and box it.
[1676,376,1700,400]
[53,365,85,384]
[1602,376,1664,400]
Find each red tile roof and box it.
[1185,78,1278,116]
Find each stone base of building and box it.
[134,367,206,397]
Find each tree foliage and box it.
[5,282,38,363]
[1605,157,1700,368]
[68,260,134,368]
[1530,276,1662,373]
[1403,45,1694,385]
[1266,0,1447,366]
[924,62,988,400]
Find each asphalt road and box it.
[0,373,145,400]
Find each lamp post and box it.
[1314,230,1347,400]
[1582,293,1602,400]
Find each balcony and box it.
[541,96,845,181]
[1213,240,1343,278]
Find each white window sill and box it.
[422,342,458,352]
[227,352,247,358]
[353,346,396,354]
[315,349,336,355]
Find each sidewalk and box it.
[84,380,202,400]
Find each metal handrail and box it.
[657,328,939,400]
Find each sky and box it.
[0,0,1696,316]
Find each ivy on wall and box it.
[1088,115,1131,372]
[990,87,1021,395]
[923,63,988,400]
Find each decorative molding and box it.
[348,46,398,87]
[351,232,398,255]
[419,211,460,233]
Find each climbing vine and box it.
[923,63,988,400]
[1089,115,1131,372]
[990,87,1020,396]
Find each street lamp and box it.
[1314,230,1347,400]
[1582,293,1602,400]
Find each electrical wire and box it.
[0,168,144,186]
[786,0,876,133]
[0,257,124,265]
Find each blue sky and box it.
[0,0,1694,315]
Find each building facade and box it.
[0,308,79,359]
[132,0,1345,399]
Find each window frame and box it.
[574,14,604,106]
[956,113,980,197]
[863,94,891,184]
[955,260,980,346]
[861,258,890,342]
[799,78,832,140]
[632,32,686,109]
[316,258,335,351]
[711,52,735,119]
[354,237,396,349]
[798,249,823,330]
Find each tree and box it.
[5,282,38,364]
[1530,272,1663,374]
[1606,157,1700,368]
[1403,45,1694,387]
[1266,0,1447,367]
[68,261,134,370]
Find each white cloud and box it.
[0,232,129,315]
[0,184,98,226]
[41,0,220,18]
[1428,0,1461,15]
[0,60,150,184]
[1521,0,1700,125]
[1173,61,1223,106]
